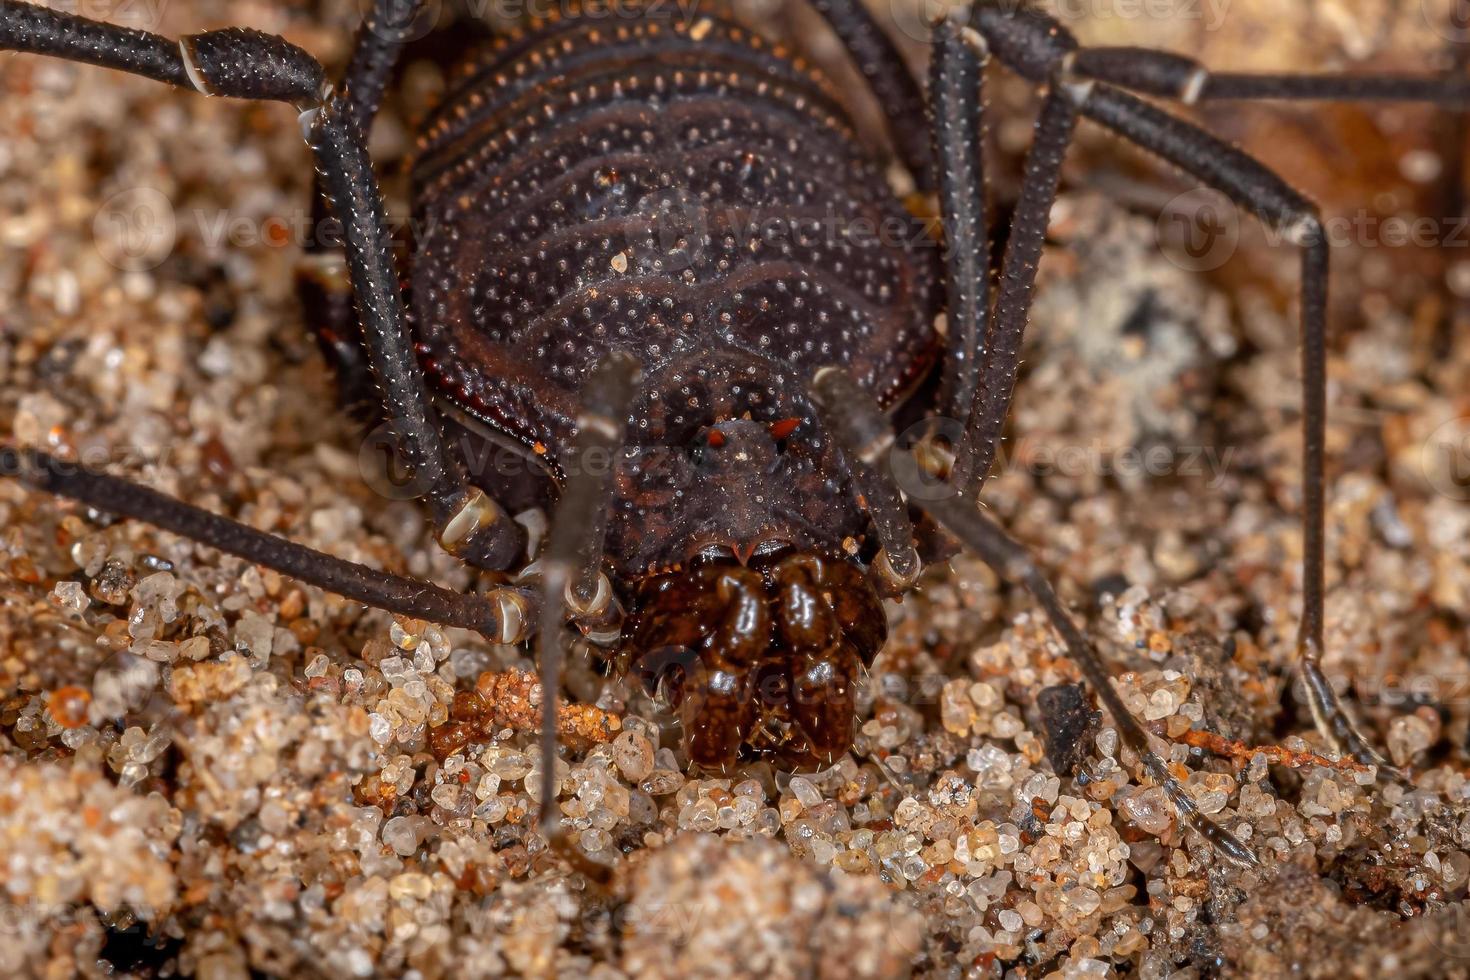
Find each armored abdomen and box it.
[409,8,938,576]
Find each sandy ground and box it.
[1,0,1470,977]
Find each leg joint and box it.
[970,3,1078,84]
[180,28,326,107]
[1283,210,1325,248]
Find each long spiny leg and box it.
[300,0,430,415]
[954,81,1082,492]
[1,2,514,566]
[1075,90,1383,769]
[928,15,994,427]
[1014,7,1470,772]
[0,1,525,568]
[921,491,1258,867]
[1058,4,1470,365]
[809,370,1257,868]
[3,449,534,641]
[337,0,425,134]
[306,0,526,569]
[963,4,1399,771]
[863,9,1083,502]
[805,0,933,187]
[312,0,426,237]
[1067,45,1470,106]
[535,353,642,849]
[0,4,539,621]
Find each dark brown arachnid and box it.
[4,0,1469,869]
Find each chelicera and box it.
[4,0,1468,869]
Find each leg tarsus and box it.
[810,368,1258,869]
[1299,656,1396,774]
[924,489,1257,868]
[969,0,1403,771]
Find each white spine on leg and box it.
[178,39,214,96]
[1180,66,1209,105]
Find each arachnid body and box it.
[401,10,935,770]
[3,0,1469,876]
